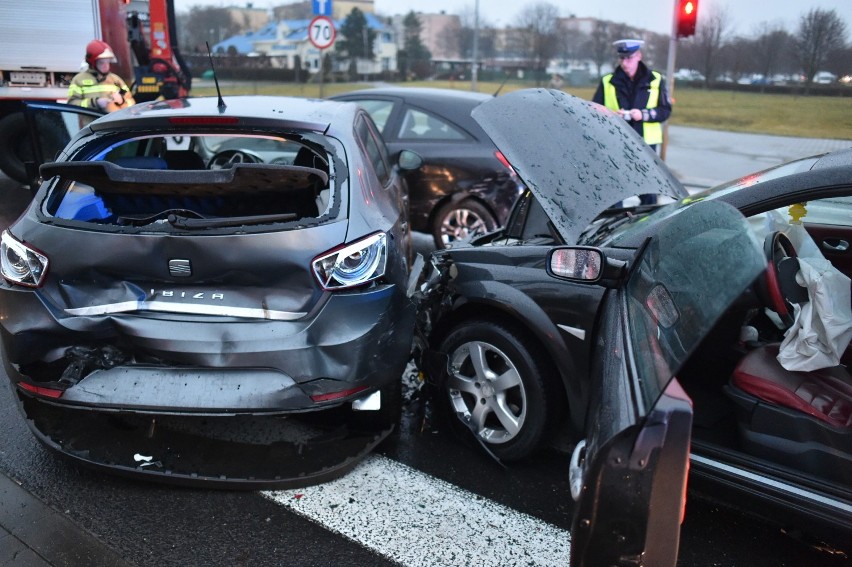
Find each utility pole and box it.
[471,0,479,92]
[661,0,679,161]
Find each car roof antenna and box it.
[205,42,227,112]
[492,72,510,97]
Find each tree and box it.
[795,8,848,84]
[515,2,561,81]
[182,7,242,54]
[398,11,432,80]
[825,45,852,80]
[585,20,633,78]
[556,20,590,66]
[337,8,376,80]
[751,24,795,85]
[692,5,730,87]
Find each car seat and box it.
[291,147,329,217]
[725,343,851,484]
[162,150,206,170]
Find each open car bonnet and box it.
[471,88,687,244]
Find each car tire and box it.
[432,199,498,249]
[437,320,561,461]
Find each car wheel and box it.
[432,199,498,249]
[438,320,559,461]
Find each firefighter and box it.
[593,39,672,205]
[67,40,136,112]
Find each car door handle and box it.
[822,238,849,252]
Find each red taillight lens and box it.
[495,150,515,173]
[167,117,240,125]
[310,385,369,403]
[18,382,64,399]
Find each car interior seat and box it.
[292,146,329,217]
[162,150,206,170]
[725,343,851,483]
[724,233,851,483]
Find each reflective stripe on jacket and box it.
[601,71,663,145]
[67,71,127,109]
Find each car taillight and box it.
[312,232,387,290]
[18,381,64,399]
[495,150,515,173]
[1,230,48,288]
[310,385,369,403]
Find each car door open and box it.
[559,200,767,566]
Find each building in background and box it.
[211,10,395,77]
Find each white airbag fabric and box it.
[760,215,852,372]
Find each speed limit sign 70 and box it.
[309,16,336,50]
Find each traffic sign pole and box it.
[308,16,336,98]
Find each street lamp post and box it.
[661,0,679,161]
[471,0,479,92]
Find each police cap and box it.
[613,39,644,57]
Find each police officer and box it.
[67,40,136,112]
[593,39,671,205]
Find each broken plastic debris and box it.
[133,453,162,468]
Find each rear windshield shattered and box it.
[42,134,334,230]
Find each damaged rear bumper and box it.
[17,393,393,489]
[0,282,415,411]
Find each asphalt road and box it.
[1,127,850,566]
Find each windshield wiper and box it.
[167,212,298,229]
[578,212,635,245]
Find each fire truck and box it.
[0,0,190,183]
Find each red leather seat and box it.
[731,344,852,429]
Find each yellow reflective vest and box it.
[601,71,663,145]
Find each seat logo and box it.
[169,259,192,277]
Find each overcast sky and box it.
[174,1,851,38]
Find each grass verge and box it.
[189,79,852,140]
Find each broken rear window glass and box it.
[42,134,333,229]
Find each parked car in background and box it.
[415,89,852,549]
[330,87,524,248]
[0,95,423,488]
[814,71,838,84]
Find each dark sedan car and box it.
[0,95,422,488]
[329,87,524,248]
[416,89,852,552]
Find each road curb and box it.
[0,471,131,567]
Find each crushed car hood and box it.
[471,88,687,244]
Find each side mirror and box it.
[548,247,603,282]
[397,149,423,171]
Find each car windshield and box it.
[623,200,765,412]
[587,154,825,248]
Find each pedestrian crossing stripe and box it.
[263,454,571,566]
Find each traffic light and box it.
[676,0,698,38]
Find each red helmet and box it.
[85,40,116,68]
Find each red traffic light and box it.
[676,0,698,38]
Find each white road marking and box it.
[263,454,571,566]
